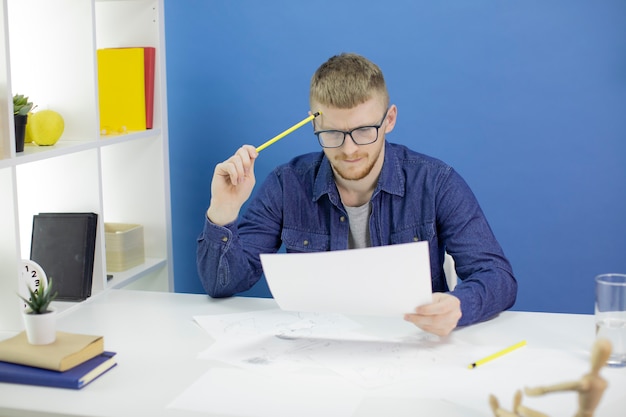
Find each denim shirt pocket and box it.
[282,228,330,252]
[390,222,435,245]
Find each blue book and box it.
[0,351,116,389]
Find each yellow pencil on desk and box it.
[255,111,322,152]
[468,340,527,369]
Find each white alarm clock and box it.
[18,259,48,311]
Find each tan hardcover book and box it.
[0,331,103,372]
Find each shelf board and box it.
[0,128,162,168]
[100,128,162,145]
[107,257,167,289]
[48,257,167,318]
[16,141,98,163]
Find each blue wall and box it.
[164,0,626,314]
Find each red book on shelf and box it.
[143,47,155,129]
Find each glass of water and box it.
[595,273,626,367]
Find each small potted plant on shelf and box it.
[13,93,34,153]
[18,277,58,345]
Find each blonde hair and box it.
[310,53,389,109]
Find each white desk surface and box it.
[0,289,624,417]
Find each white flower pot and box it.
[22,308,57,345]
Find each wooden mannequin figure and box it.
[489,390,548,417]
[489,393,519,417]
[524,338,612,417]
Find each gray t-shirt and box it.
[344,202,371,249]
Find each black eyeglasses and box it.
[314,108,390,148]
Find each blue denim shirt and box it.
[197,142,517,326]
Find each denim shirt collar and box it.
[312,141,406,204]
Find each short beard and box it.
[332,146,382,181]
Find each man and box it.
[197,53,517,336]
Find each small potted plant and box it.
[13,93,34,153]
[18,277,58,345]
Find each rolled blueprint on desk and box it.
[260,241,432,317]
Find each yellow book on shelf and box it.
[97,47,146,133]
[0,331,104,372]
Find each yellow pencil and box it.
[256,111,322,152]
[468,340,527,369]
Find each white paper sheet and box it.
[194,309,363,373]
[168,368,365,417]
[193,308,465,389]
[260,241,432,317]
[193,309,361,341]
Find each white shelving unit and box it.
[0,0,173,332]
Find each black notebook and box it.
[30,213,98,301]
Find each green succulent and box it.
[19,278,58,314]
[13,94,34,116]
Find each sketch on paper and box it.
[193,308,466,388]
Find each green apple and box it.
[30,110,65,146]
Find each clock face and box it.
[18,259,48,311]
